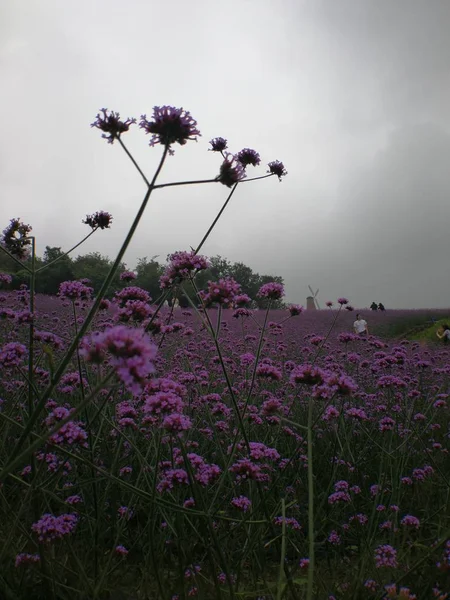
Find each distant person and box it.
[353,313,369,336]
[370,302,378,311]
[436,324,450,344]
[378,303,385,311]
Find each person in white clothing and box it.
[353,314,369,336]
[436,324,450,344]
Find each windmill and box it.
[307,285,321,310]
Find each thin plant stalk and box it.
[1,146,170,478]
[194,183,239,254]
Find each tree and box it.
[135,257,165,302]
[35,246,74,295]
[72,252,124,296]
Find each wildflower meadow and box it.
[0,107,448,600]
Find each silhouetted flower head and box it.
[236,148,261,168]
[288,304,304,316]
[83,211,113,230]
[91,109,136,144]
[209,137,228,152]
[267,160,288,180]
[160,251,209,289]
[217,154,246,187]
[1,218,32,260]
[257,282,285,300]
[120,270,137,282]
[139,106,200,151]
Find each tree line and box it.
[0,248,285,308]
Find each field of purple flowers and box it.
[0,286,449,600]
[0,107,449,600]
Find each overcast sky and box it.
[1,0,450,308]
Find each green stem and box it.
[194,183,239,254]
[153,177,218,190]
[118,137,151,186]
[240,173,275,184]
[0,244,32,273]
[306,394,315,600]
[1,146,170,479]
[0,372,116,479]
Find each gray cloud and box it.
[1,0,449,308]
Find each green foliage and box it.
[35,247,74,295]
[1,244,284,306]
[72,252,124,296]
[409,318,450,343]
[135,257,165,302]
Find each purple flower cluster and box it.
[217,154,247,187]
[120,270,137,282]
[201,278,241,307]
[58,280,93,301]
[91,108,136,144]
[83,211,113,230]
[160,251,209,289]
[0,273,12,286]
[139,106,200,150]
[257,282,285,300]
[31,513,78,543]
[267,160,288,180]
[0,342,27,368]
[1,218,32,260]
[374,544,398,568]
[81,325,157,395]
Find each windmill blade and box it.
[315,289,319,297]
[308,285,314,296]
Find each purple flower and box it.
[401,515,420,529]
[217,154,246,187]
[236,148,261,167]
[15,553,40,568]
[160,250,209,289]
[82,211,113,230]
[203,277,241,306]
[59,280,93,301]
[337,297,349,305]
[374,544,398,568]
[290,364,326,386]
[163,413,192,432]
[267,160,287,180]
[209,137,228,152]
[256,363,282,381]
[139,106,200,150]
[231,496,252,512]
[80,326,157,396]
[1,218,32,260]
[120,270,137,281]
[274,516,301,530]
[257,282,284,300]
[0,342,27,368]
[115,545,129,556]
[91,108,136,144]
[328,491,351,505]
[288,304,304,316]
[328,530,341,545]
[32,513,78,543]
[0,273,12,286]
